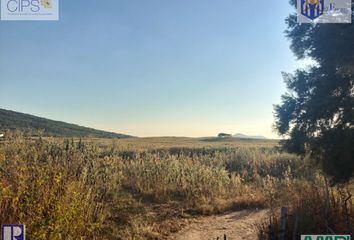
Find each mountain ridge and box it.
[233,133,267,140]
[0,108,131,138]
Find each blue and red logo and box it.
[301,0,324,20]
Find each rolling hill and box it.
[233,133,267,140]
[0,108,131,138]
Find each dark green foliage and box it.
[218,133,232,138]
[274,1,354,182]
[0,108,131,138]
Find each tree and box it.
[274,0,354,183]
[218,133,232,138]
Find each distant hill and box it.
[233,133,267,140]
[0,108,131,138]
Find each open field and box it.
[80,136,279,150]
[0,132,353,239]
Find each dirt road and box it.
[169,209,268,240]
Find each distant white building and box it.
[0,133,4,138]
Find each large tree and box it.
[274,0,354,183]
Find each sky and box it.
[0,0,308,138]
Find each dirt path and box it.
[169,209,268,240]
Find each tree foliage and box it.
[218,133,232,138]
[274,1,354,183]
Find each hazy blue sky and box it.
[0,0,307,138]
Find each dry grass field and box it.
[0,132,353,239]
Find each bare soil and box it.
[169,209,268,240]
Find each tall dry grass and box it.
[123,154,244,210]
[258,174,354,239]
[0,132,122,239]
[1,132,330,239]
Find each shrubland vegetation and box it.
[1,1,352,240]
[1,0,353,239]
[1,131,352,239]
[0,132,121,239]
